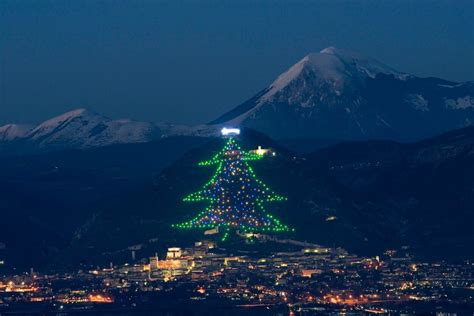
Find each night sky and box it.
[1,0,473,126]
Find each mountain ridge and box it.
[1,47,473,154]
[211,47,474,141]
[0,126,473,269]
[0,108,220,155]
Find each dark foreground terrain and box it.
[1,127,474,270]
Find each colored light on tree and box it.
[172,138,292,235]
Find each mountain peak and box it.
[0,109,212,154]
[320,46,406,79]
[48,108,99,121]
[259,47,407,106]
[211,48,412,126]
[28,108,105,139]
[211,48,474,140]
[319,46,338,54]
[319,46,362,58]
[317,46,368,64]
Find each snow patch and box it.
[0,124,32,141]
[20,108,162,148]
[0,108,220,150]
[445,96,474,109]
[260,52,347,104]
[376,115,392,128]
[406,94,429,112]
[27,108,97,140]
[438,83,461,88]
[321,47,408,80]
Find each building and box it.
[149,248,194,281]
[249,146,275,156]
[166,247,182,259]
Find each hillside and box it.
[63,127,474,267]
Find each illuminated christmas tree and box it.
[172,135,292,240]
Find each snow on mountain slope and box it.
[28,108,163,149]
[261,47,407,105]
[0,124,32,141]
[212,47,474,141]
[319,47,408,80]
[0,108,164,152]
[212,47,410,126]
[2,46,473,153]
[0,108,221,155]
[27,109,103,142]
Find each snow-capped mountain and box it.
[211,47,474,140]
[0,108,221,155]
[25,108,162,149]
[0,109,163,153]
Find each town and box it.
[0,234,472,315]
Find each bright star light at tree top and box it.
[221,127,240,136]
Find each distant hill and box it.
[63,127,474,267]
[0,136,210,270]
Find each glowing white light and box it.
[256,146,266,156]
[221,127,240,136]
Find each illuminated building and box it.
[303,248,331,254]
[249,146,273,156]
[149,249,194,281]
[166,247,182,259]
[88,294,113,303]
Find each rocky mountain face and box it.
[212,47,474,141]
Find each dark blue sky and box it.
[1,0,473,125]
